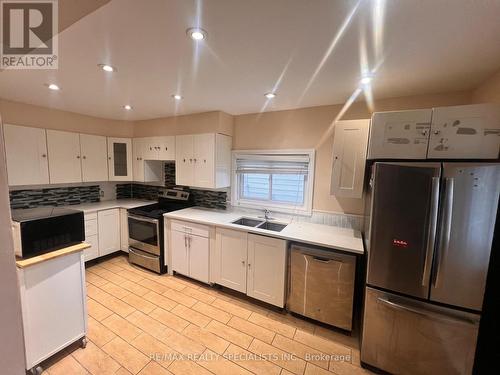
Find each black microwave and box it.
[11,207,84,259]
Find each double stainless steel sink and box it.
[231,217,287,232]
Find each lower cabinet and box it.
[170,220,210,283]
[213,228,287,307]
[246,234,287,307]
[120,208,129,252]
[98,209,121,256]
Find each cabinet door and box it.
[108,138,132,181]
[214,228,248,293]
[84,234,99,261]
[171,230,189,276]
[331,119,370,198]
[157,136,176,160]
[3,124,49,186]
[120,208,129,252]
[97,209,121,256]
[194,133,215,188]
[367,110,432,160]
[142,137,159,160]
[46,130,82,184]
[175,135,194,186]
[132,138,145,182]
[80,134,108,182]
[188,235,209,283]
[428,104,500,159]
[247,234,287,307]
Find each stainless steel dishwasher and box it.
[287,244,356,331]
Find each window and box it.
[232,150,315,214]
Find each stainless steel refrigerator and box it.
[361,162,500,375]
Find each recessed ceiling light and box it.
[123,105,132,110]
[46,83,60,91]
[360,76,372,85]
[172,94,183,100]
[98,64,117,72]
[265,92,276,99]
[186,27,207,41]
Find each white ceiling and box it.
[1,0,500,121]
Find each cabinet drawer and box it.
[85,212,97,221]
[84,234,99,261]
[171,220,210,238]
[84,219,98,236]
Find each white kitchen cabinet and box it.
[171,229,189,275]
[212,228,287,307]
[80,134,108,182]
[3,124,49,186]
[246,234,287,307]
[175,133,231,188]
[120,208,129,252]
[214,228,248,293]
[84,212,99,261]
[133,138,163,183]
[331,119,370,199]
[367,109,432,160]
[108,137,132,181]
[97,209,121,256]
[140,136,176,161]
[428,103,500,159]
[175,135,195,186]
[170,220,210,283]
[46,130,82,184]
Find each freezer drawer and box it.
[287,245,356,331]
[361,287,479,375]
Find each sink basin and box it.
[257,221,287,232]
[231,217,264,227]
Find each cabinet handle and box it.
[184,235,187,248]
[150,147,152,150]
[42,154,47,158]
[82,156,86,159]
[76,155,81,159]
[108,157,111,160]
[433,130,440,135]
[241,260,245,265]
[189,158,193,163]
[248,263,251,268]
[165,147,168,151]
[422,129,428,136]
[183,158,186,162]
[204,159,206,163]
[193,158,197,162]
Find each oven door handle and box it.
[128,214,159,225]
[129,247,158,260]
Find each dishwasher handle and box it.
[311,255,343,264]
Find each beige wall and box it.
[234,90,473,215]
[0,99,133,137]
[472,69,500,104]
[134,111,234,137]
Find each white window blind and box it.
[235,154,310,175]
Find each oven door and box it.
[128,214,160,255]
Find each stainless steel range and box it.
[127,189,194,273]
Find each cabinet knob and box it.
[42,154,47,158]
[248,263,251,268]
[189,158,193,162]
[165,147,168,151]
[150,147,152,150]
[433,130,440,135]
[241,260,245,265]
[422,130,428,135]
[193,158,197,162]
[204,159,206,163]
[76,155,81,159]
[82,156,86,159]
[108,157,111,160]
[183,158,186,162]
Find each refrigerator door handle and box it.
[433,177,454,288]
[422,177,440,286]
[376,297,478,326]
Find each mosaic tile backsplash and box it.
[116,161,227,209]
[10,185,100,209]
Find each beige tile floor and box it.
[40,255,373,375]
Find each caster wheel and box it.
[30,365,43,375]
[81,337,88,348]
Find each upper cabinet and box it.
[368,104,500,160]
[3,124,49,186]
[46,130,82,184]
[80,134,108,182]
[132,138,163,183]
[108,137,133,181]
[427,104,500,159]
[175,133,231,189]
[367,109,432,160]
[331,119,370,199]
[140,136,175,161]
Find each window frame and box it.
[231,149,315,215]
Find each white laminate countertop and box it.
[164,207,364,255]
[69,199,155,213]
